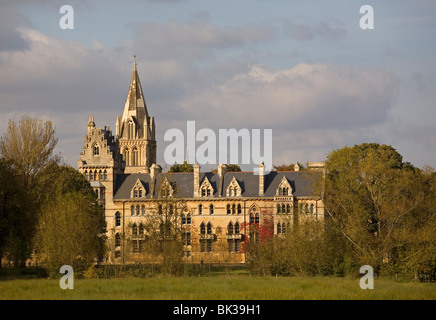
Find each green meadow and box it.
[0,275,435,300]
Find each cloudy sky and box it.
[1,0,435,171]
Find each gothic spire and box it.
[121,57,149,122]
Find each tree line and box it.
[1,116,435,280]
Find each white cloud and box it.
[180,63,399,130]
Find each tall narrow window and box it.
[133,148,139,166]
[207,222,212,234]
[124,150,130,166]
[115,233,121,247]
[141,205,145,216]
[198,204,203,215]
[131,205,135,216]
[209,204,214,215]
[93,144,99,156]
[186,214,191,225]
[200,223,206,234]
[115,212,121,227]
[235,222,240,235]
[132,223,137,236]
[227,222,233,235]
[103,170,107,180]
[237,204,242,215]
[128,121,134,139]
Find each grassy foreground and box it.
[0,275,435,300]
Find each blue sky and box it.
[1,0,435,170]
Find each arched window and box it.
[132,148,139,166]
[130,205,135,216]
[209,204,214,215]
[115,233,121,247]
[282,222,286,234]
[237,204,242,214]
[89,171,94,180]
[200,223,206,234]
[138,188,142,198]
[84,171,88,180]
[98,170,103,180]
[138,223,144,235]
[93,144,99,156]
[181,214,186,225]
[227,222,233,235]
[286,204,291,214]
[207,222,212,234]
[235,222,240,235]
[305,203,309,214]
[133,188,138,198]
[136,205,140,216]
[255,213,259,224]
[226,204,231,215]
[132,223,137,236]
[277,204,281,214]
[124,149,130,166]
[115,212,121,227]
[141,205,145,216]
[198,204,203,215]
[232,204,236,214]
[186,214,191,225]
[277,223,282,234]
[310,204,314,214]
[128,121,134,139]
[282,204,286,214]
[103,170,107,180]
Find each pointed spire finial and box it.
[133,55,137,68]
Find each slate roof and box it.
[113,170,321,200]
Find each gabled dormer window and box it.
[276,176,292,196]
[159,178,174,198]
[226,177,242,197]
[199,177,214,197]
[131,179,146,198]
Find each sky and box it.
[0,0,435,171]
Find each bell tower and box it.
[116,57,157,173]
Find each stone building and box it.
[78,61,325,264]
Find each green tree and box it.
[320,143,435,275]
[169,161,193,172]
[0,116,60,266]
[0,160,23,267]
[140,177,186,275]
[34,191,106,276]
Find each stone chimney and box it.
[259,162,265,196]
[194,163,200,198]
[217,163,228,178]
[150,163,162,180]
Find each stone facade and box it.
[78,61,325,264]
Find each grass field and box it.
[0,275,435,300]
